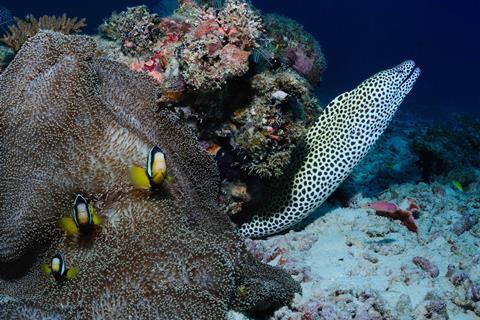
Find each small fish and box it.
[130,145,168,189]
[206,143,221,156]
[59,194,102,235]
[366,201,398,213]
[365,238,397,245]
[452,180,464,192]
[162,91,183,101]
[238,285,248,298]
[42,253,78,282]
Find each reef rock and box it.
[0,31,299,319]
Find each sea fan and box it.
[1,14,86,51]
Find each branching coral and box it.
[0,31,299,318]
[99,6,162,56]
[0,14,86,51]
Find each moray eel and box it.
[239,60,421,238]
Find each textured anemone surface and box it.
[0,31,299,319]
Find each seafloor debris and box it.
[412,256,439,278]
[248,177,480,319]
[0,31,299,319]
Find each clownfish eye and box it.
[51,257,61,272]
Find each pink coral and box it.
[125,0,263,91]
[366,199,419,232]
[412,256,439,278]
[286,46,315,77]
[220,44,250,70]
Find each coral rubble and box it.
[248,176,480,319]
[0,31,299,319]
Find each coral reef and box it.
[231,70,320,178]
[99,1,262,92]
[411,116,480,185]
[99,5,162,56]
[0,31,299,318]
[170,0,263,91]
[261,14,327,86]
[0,14,86,51]
[236,61,421,238]
[93,1,326,217]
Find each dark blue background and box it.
[1,0,479,118]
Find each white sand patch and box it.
[248,180,480,319]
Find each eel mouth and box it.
[400,61,421,88]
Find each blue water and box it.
[2,0,479,118]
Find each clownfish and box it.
[42,253,77,282]
[130,145,169,189]
[59,194,102,235]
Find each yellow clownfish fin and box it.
[151,171,166,185]
[66,267,78,280]
[165,174,174,184]
[92,212,102,226]
[59,217,79,235]
[452,180,464,192]
[88,203,102,226]
[41,263,52,275]
[129,165,151,189]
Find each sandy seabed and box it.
[235,178,480,319]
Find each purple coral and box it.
[425,300,447,317]
[412,256,439,278]
[286,46,315,77]
[451,214,475,235]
